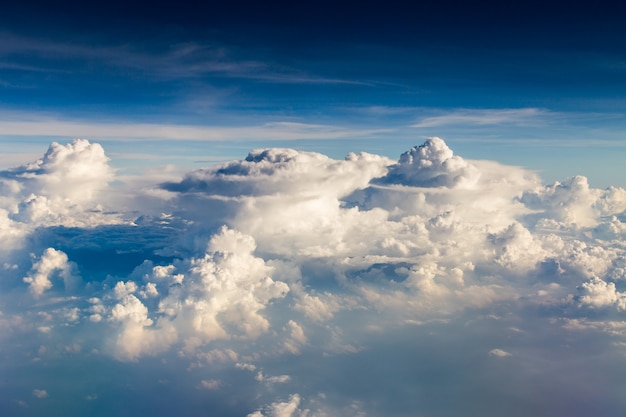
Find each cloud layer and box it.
[2,137,626,416]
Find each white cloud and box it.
[236,362,257,372]
[111,294,152,326]
[376,137,481,188]
[162,147,391,258]
[488,222,547,272]
[162,147,390,198]
[489,348,512,357]
[113,281,139,300]
[560,318,626,335]
[32,389,48,398]
[157,136,626,325]
[578,277,626,311]
[0,139,121,240]
[112,317,178,362]
[248,394,305,417]
[0,113,388,142]
[9,139,113,204]
[520,175,626,228]
[101,226,290,360]
[282,320,307,354]
[5,137,626,417]
[255,372,291,385]
[199,379,222,390]
[411,108,548,128]
[292,291,342,322]
[22,248,78,297]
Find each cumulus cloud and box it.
[488,348,512,357]
[6,139,114,220]
[162,147,389,198]
[102,226,290,361]
[488,222,547,271]
[160,147,391,258]
[150,136,626,323]
[376,137,481,188]
[110,295,178,361]
[22,139,112,200]
[578,277,626,311]
[248,394,305,417]
[4,137,626,417]
[22,248,79,297]
[0,139,121,263]
[520,175,626,228]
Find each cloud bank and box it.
[2,137,626,416]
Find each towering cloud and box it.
[377,137,480,188]
[0,139,118,257]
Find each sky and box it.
[1,0,626,185]
[2,1,626,416]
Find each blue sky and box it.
[3,3,626,417]
[2,0,626,186]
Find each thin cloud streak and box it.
[410,108,551,127]
[0,115,391,141]
[446,136,626,147]
[0,32,367,85]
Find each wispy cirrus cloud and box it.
[410,108,552,128]
[406,107,626,149]
[0,32,365,85]
[0,112,391,141]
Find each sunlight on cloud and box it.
[2,136,626,416]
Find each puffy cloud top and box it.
[14,139,113,202]
[162,148,390,199]
[1,139,116,229]
[105,226,290,361]
[22,248,78,297]
[521,175,626,228]
[378,137,480,188]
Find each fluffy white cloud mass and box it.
[22,247,78,297]
[2,137,626,417]
[0,139,120,258]
[378,137,481,188]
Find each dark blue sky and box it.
[1,0,626,185]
